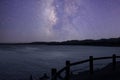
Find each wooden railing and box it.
[51,54,120,80]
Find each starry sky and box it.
[0,0,120,43]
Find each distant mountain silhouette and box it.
[0,37,120,47]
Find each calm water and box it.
[0,45,120,80]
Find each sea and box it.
[0,45,120,80]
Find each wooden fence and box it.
[51,54,120,80]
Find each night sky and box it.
[0,0,120,43]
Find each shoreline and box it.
[0,37,120,47]
[71,61,120,80]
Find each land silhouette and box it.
[0,37,120,47]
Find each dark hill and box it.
[0,37,120,47]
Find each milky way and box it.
[0,0,120,42]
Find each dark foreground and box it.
[39,61,120,80]
[71,61,120,80]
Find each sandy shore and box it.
[71,61,120,80]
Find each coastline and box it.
[0,37,120,47]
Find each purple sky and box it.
[0,0,120,43]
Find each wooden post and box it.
[51,68,57,80]
[30,75,33,80]
[65,60,70,80]
[89,56,94,74]
[112,54,116,70]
